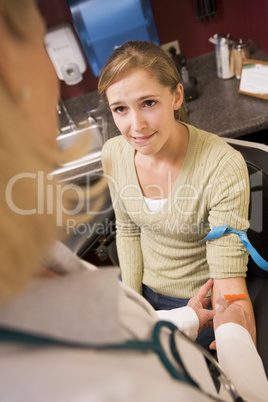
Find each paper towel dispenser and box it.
[66,0,160,77]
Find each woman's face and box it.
[1,2,60,148]
[106,68,183,156]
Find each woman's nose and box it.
[131,110,147,132]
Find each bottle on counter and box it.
[209,33,236,79]
[233,39,250,79]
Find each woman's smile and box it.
[131,132,156,144]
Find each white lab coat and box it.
[0,242,267,401]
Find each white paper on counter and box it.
[239,58,268,100]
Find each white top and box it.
[144,196,168,212]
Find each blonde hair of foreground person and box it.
[0,0,106,302]
[98,40,189,123]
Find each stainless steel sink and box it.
[52,118,104,182]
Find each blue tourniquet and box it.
[201,225,268,272]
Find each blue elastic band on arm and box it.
[201,225,268,272]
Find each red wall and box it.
[38,0,268,99]
[152,0,268,59]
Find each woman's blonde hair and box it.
[0,0,106,302]
[98,41,189,123]
[0,0,56,302]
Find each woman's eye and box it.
[144,100,156,107]
[114,106,126,113]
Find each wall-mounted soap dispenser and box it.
[45,23,87,85]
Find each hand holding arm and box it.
[214,299,256,341]
[212,277,256,345]
[156,279,215,340]
[210,296,256,350]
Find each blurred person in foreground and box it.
[0,1,266,401]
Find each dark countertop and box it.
[187,42,268,138]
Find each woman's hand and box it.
[209,299,257,350]
[187,278,216,333]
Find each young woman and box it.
[99,41,256,348]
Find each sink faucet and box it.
[57,98,77,133]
